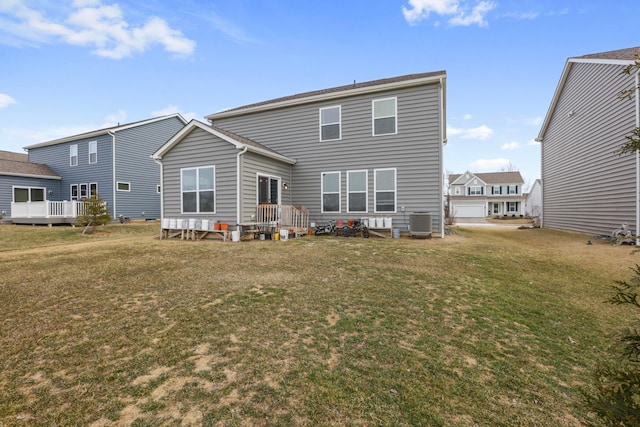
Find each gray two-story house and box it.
[448,171,525,218]
[153,71,447,236]
[537,46,640,236]
[9,114,186,224]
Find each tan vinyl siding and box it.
[542,61,637,235]
[212,84,444,230]
[161,128,238,223]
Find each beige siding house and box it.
[537,47,640,236]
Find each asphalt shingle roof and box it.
[577,46,640,61]
[0,158,60,178]
[449,171,524,185]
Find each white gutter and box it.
[109,130,116,218]
[439,75,447,238]
[636,70,640,246]
[236,146,248,225]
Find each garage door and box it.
[454,205,484,217]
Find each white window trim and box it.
[508,201,519,212]
[372,97,398,136]
[157,185,161,194]
[80,183,88,200]
[70,144,78,167]
[117,182,131,192]
[89,182,98,198]
[508,185,518,195]
[347,169,368,213]
[319,105,342,142]
[12,186,46,202]
[454,187,461,195]
[492,185,501,195]
[181,166,216,214]
[374,167,397,213]
[469,186,482,196]
[70,184,79,200]
[88,141,97,164]
[321,171,341,213]
[256,173,282,205]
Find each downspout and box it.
[153,157,164,239]
[636,71,640,246]
[237,146,248,225]
[109,130,116,218]
[439,75,447,238]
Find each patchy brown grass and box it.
[0,222,636,426]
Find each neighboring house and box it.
[7,114,186,224]
[448,171,525,218]
[524,178,542,218]
[153,71,447,235]
[0,151,61,223]
[537,46,640,236]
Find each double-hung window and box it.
[320,106,341,141]
[469,186,483,195]
[71,184,79,201]
[70,144,78,166]
[492,185,501,195]
[321,171,340,213]
[90,183,98,197]
[373,97,397,136]
[508,185,518,195]
[182,166,215,213]
[88,141,97,164]
[347,170,367,213]
[374,168,396,212]
[508,201,519,212]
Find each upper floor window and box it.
[89,141,97,164]
[181,166,215,213]
[70,144,78,166]
[492,185,502,195]
[321,171,340,213]
[117,182,131,192]
[374,168,396,212]
[347,170,367,213]
[508,185,518,195]
[469,186,483,195]
[373,97,397,136]
[320,106,341,141]
[454,187,461,195]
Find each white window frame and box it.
[181,166,216,214]
[256,174,281,205]
[372,97,397,136]
[321,171,341,213]
[508,201,518,212]
[157,185,161,194]
[89,182,98,198]
[374,168,397,213]
[70,184,79,201]
[454,187,461,195]
[88,141,97,164]
[70,144,78,167]
[492,185,501,195]
[117,182,131,192]
[347,170,368,213]
[12,186,46,203]
[469,186,482,195]
[319,105,341,141]
[508,185,518,195]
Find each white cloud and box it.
[448,124,493,139]
[463,113,472,120]
[403,0,497,26]
[528,138,540,146]
[151,105,198,122]
[101,109,127,127]
[0,93,16,108]
[0,0,195,59]
[470,158,510,171]
[501,141,519,150]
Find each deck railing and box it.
[11,200,87,218]
[257,203,309,230]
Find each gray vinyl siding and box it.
[27,134,115,214]
[212,83,444,231]
[161,128,239,223]
[240,152,292,222]
[0,175,61,219]
[542,61,637,236]
[114,117,184,219]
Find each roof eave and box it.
[205,73,446,121]
[0,172,61,180]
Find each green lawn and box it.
[0,222,635,426]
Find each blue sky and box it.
[1,0,639,188]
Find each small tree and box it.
[583,265,640,426]
[616,52,640,156]
[75,194,112,234]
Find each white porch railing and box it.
[11,201,87,218]
[257,203,309,230]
